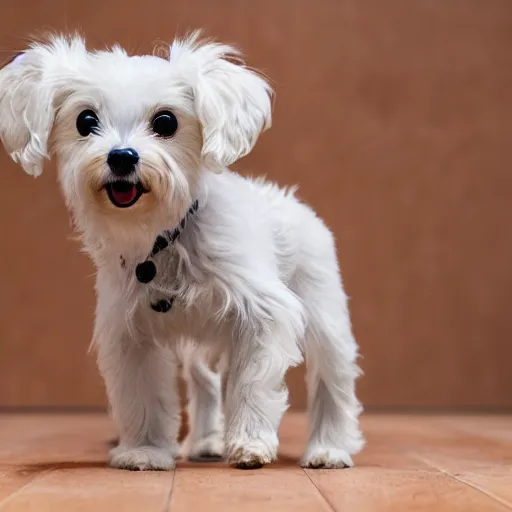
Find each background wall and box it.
[0,0,511,409]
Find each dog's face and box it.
[0,33,272,241]
[51,49,204,226]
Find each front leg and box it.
[96,331,180,471]
[181,356,225,461]
[224,288,304,469]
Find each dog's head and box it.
[0,32,272,242]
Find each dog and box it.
[0,31,364,470]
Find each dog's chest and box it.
[118,242,228,341]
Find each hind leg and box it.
[295,250,364,468]
[301,357,363,468]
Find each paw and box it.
[226,437,277,469]
[109,445,175,471]
[181,430,225,462]
[301,445,353,469]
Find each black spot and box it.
[120,255,126,268]
[151,235,169,256]
[136,260,157,283]
[151,298,174,313]
[180,218,186,229]
[169,228,180,243]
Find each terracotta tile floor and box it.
[0,411,511,511]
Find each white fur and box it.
[0,31,364,470]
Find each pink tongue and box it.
[112,186,137,204]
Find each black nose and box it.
[107,148,139,177]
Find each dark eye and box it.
[151,110,178,137]
[76,110,100,137]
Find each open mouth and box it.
[105,181,147,208]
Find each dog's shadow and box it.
[15,438,115,475]
[107,437,119,448]
[107,437,302,467]
[16,437,301,475]
[16,460,109,475]
[17,457,301,475]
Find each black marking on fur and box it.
[151,298,174,313]
[132,201,198,312]
[151,235,169,256]
[136,260,157,283]
[169,227,180,243]
[147,201,199,260]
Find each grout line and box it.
[301,467,337,512]
[0,407,108,414]
[1,407,511,415]
[163,462,177,512]
[0,469,52,510]
[434,417,512,447]
[362,407,512,415]
[412,454,512,511]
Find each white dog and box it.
[0,32,364,470]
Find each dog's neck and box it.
[77,172,210,271]
[79,196,204,270]
[132,199,200,285]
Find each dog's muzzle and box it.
[104,147,147,208]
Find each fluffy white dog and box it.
[0,32,364,470]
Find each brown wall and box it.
[0,0,511,409]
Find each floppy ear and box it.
[0,35,85,176]
[169,32,273,170]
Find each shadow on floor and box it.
[14,439,303,475]
[16,460,109,475]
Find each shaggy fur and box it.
[0,31,364,470]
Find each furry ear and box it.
[0,35,85,176]
[169,32,273,170]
